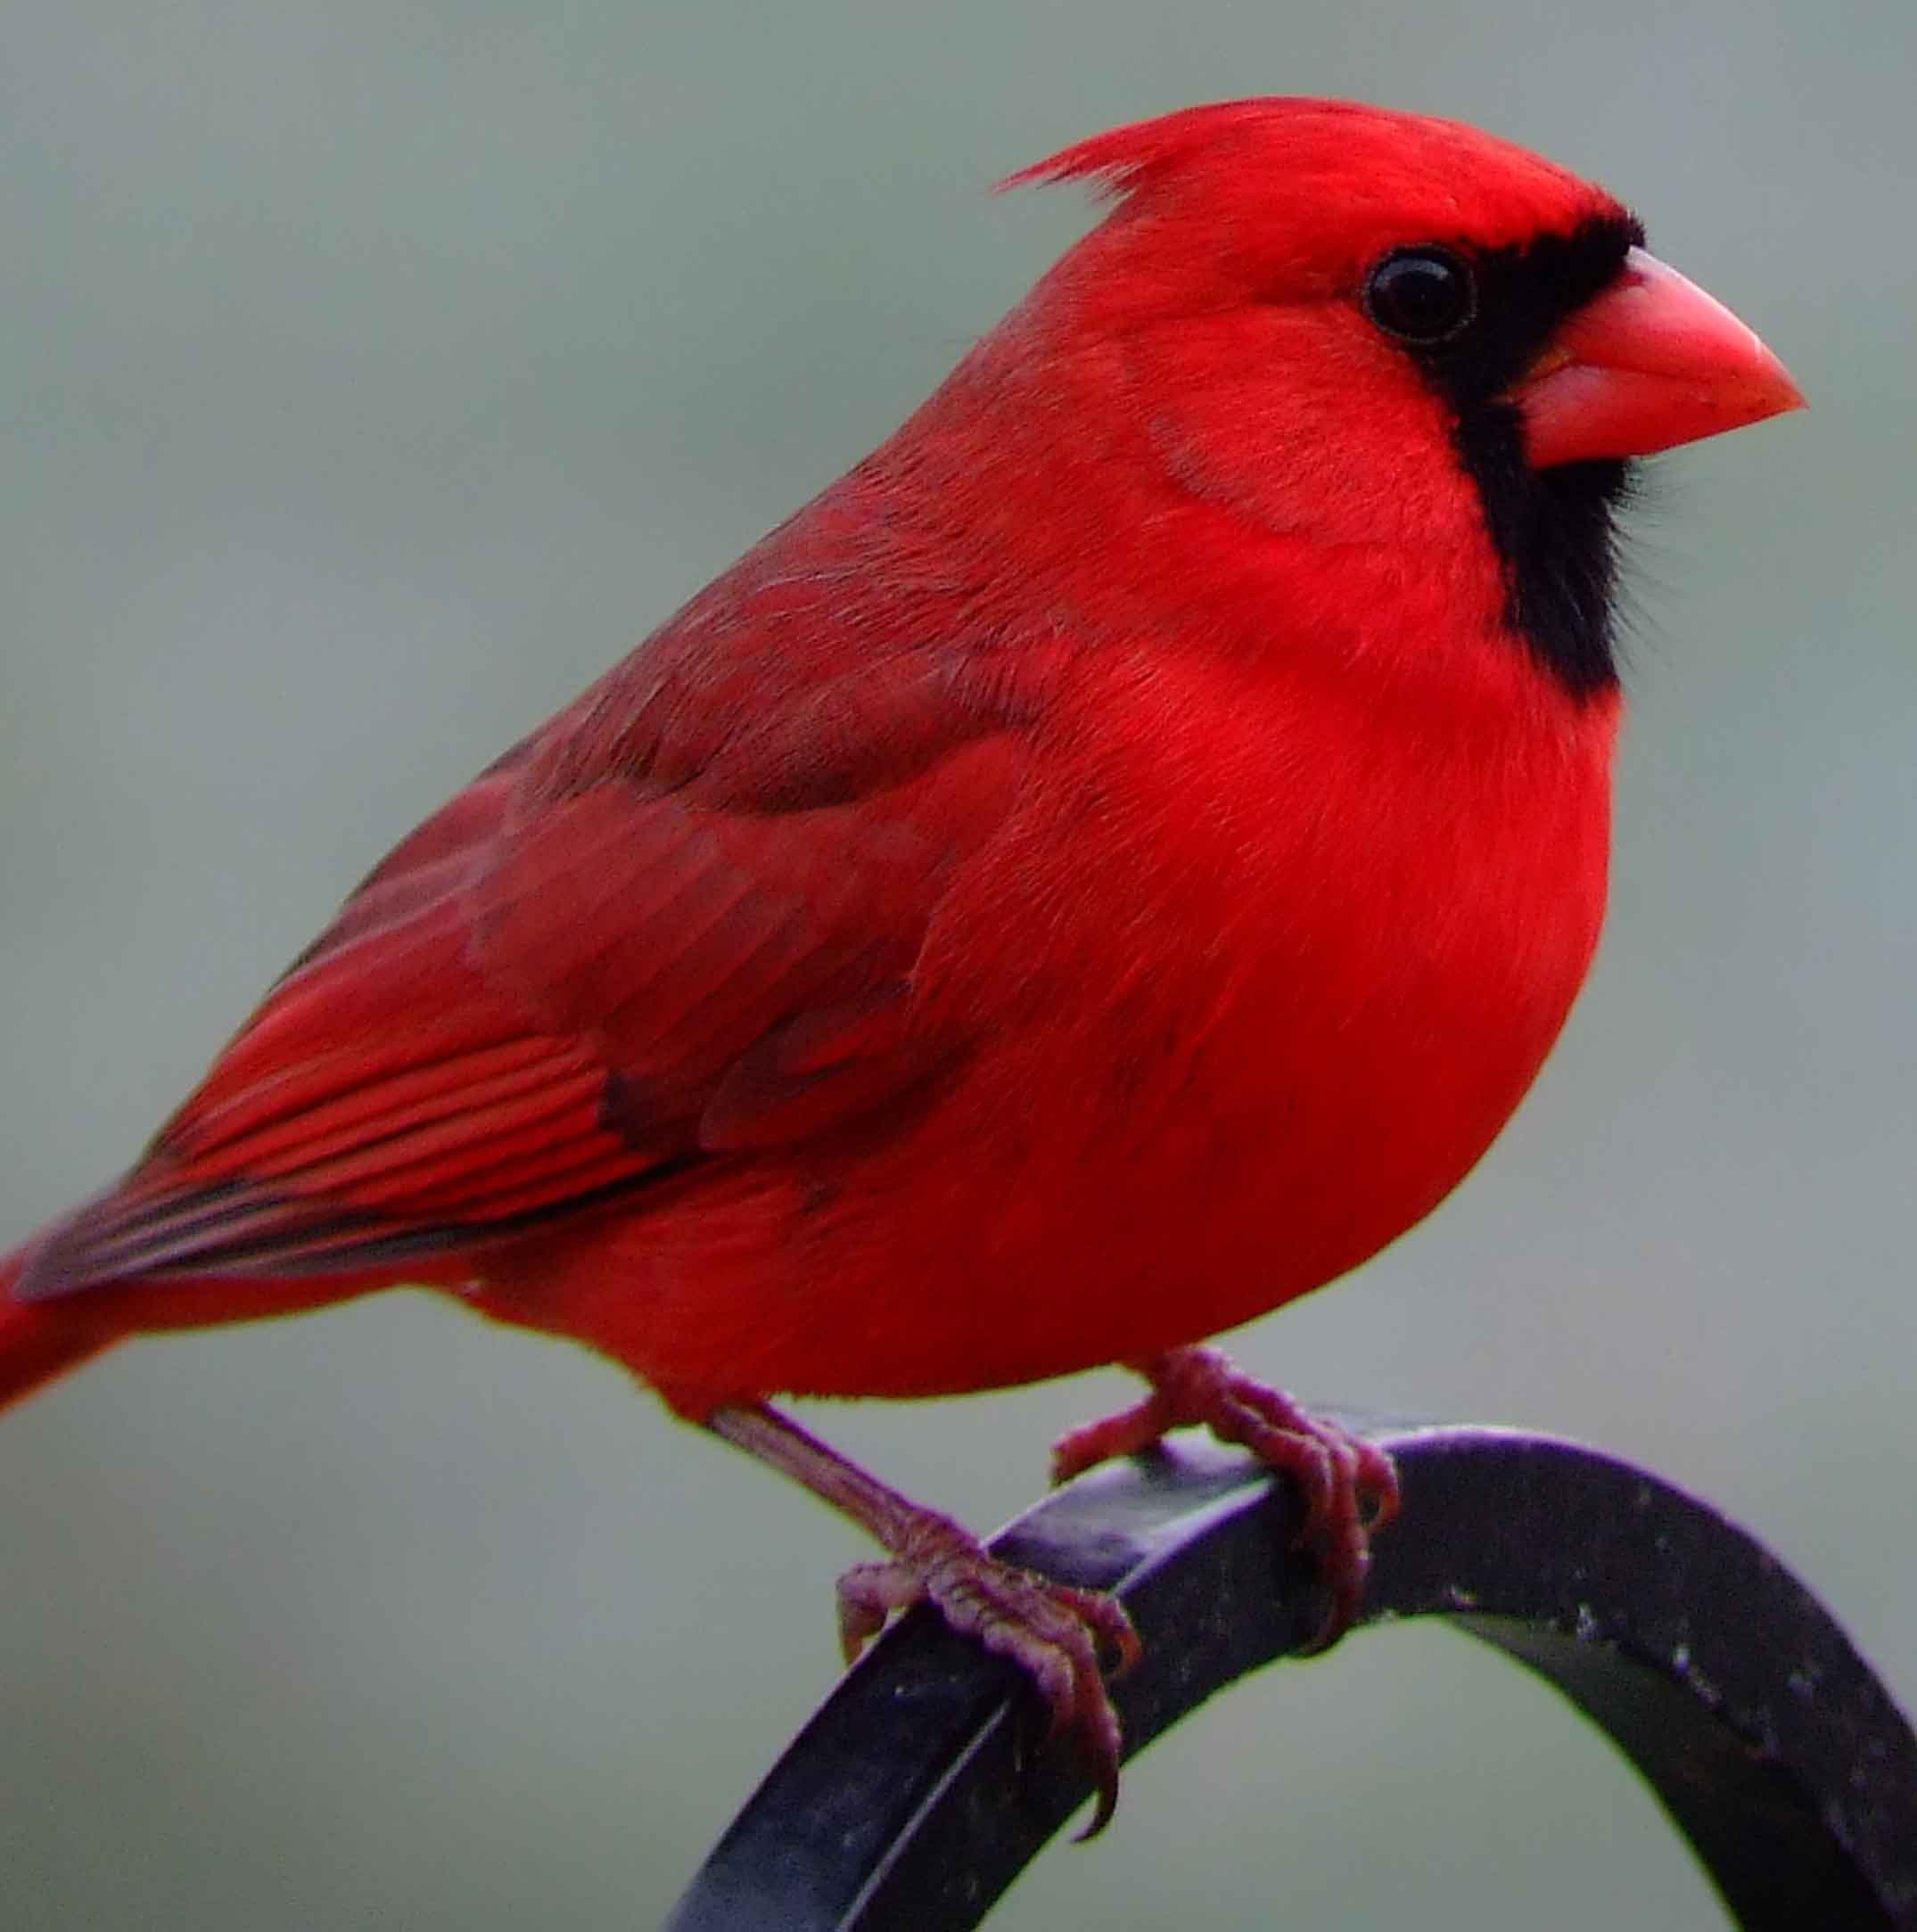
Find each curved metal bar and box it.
[665,1420,1917,1931]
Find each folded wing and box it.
[19,634,1035,1298]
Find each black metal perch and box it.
[665,1418,1917,1931]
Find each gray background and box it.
[1,3,1910,1927]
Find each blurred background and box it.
[0,3,1910,1927]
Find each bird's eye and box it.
[1363,247,1477,345]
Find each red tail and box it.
[0,1252,115,1410]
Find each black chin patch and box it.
[1454,406,1631,698]
[1393,211,1643,699]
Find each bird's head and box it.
[995,100,1803,699]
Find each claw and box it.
[704,1404,1141,1837]
[834,1517,1139,1835]
[1051,1345,1398,1652]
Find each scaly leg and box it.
[706,1401,1142,1834]
[1050,1344,1399,1648]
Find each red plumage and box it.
[2,99,1800,1818]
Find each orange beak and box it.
[1510,246,1805,468]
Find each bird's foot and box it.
[837,1509,1142,1837]
[1050,1344,1398,1650]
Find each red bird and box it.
[2,101,1799,1826]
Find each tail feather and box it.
[0,1251,115,1410]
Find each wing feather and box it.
[18,621,1036,1300]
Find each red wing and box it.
[19,646,1033,1299]
[275,736,535,978]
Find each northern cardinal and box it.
[2,100,1800,1828]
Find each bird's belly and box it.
[478,793,1606,1408]
[813,957,1583,1393]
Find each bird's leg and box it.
[704,1400,1142,1834]
[1049,1344,1399,1649]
